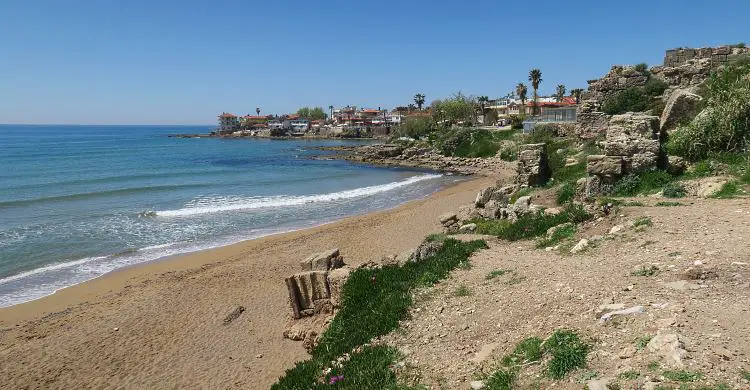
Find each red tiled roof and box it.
[219,113,237,118]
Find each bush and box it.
[544,330,590,379]
[510,114,524,130]
[395,116,434,139]
[662,182,686,198]
[601,78,668,115]
[668,62,750,160]
[634,63,648,73]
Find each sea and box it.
[0,125,462,307]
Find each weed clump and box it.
[473,204,591,241]
[543,330,590,379]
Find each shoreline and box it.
[0,175,499,389]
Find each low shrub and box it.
[612,170,675,196]
[662,370,703,382]
[601,78,667,115]
[711,181,741,198]
[662,182,687,198]
[485,369,516,390]
[633,216,653,228]
[501,337,544,366]
[536,223,577,248]
[631,265,659,276]
[395,116,435,139]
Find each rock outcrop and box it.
[583,113,662,197]
[660,89,703,131]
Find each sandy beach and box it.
[0,176,494,389]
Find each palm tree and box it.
[555,85,566,102]
[256,107,260,116]
[413,93,426,110]
[515,83,528,116]
[407,103,416,111]
[477,96,489,125]
[570,88,584,104]
[528,69,543,115]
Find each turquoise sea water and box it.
[0,125,460,307]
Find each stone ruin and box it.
[283,248,351,351]
[575,45,749,139]
[516,143,550,187]
[583,113,662,197]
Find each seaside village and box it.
[214,94,579,138]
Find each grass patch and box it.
[618,370,640,380]
[485,269,510,280]
[633,216,653,228]
[555,182,576,205]
[425,233,449,242]
[485,369,517,390]
[453,284,472,297]
[613,170,676,196]
[509,187,533,203]
[543,330,590,379]
[273,239,487,389]
[631,266,659,277]
[711,181,742,198]
[635,335,652,350]
[662,370,703,382]
[501,337,544,367]
[647,361,660,371]
[668,251,682,257]
[536,223,577,248]
[656,201,685,207]
[473,204,591,241]
[552,162,586,184]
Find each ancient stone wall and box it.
[663,46,749,68]
[516,143,550,187]
[584,113,661,197]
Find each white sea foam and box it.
[0,255,108,285]
[155,174,441,217]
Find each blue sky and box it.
[1,0,748,125]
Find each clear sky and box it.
[1,0,748,125]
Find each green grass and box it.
[543,330,590,379]
[273,239,487,389]
[662,370,703,382]
[536,223,577,248]
[552,162,586,184]
[624,201,646,207]
[555,182,577,205]
[631,265,659,277]
[501,337,544,367]
[485,369,517,390]
[633,216,653,228]
[711,181,742,199]
[473,204,591,241]
[635,335,652,350]
[656,201,685,207]
[505,275,526,285]
[613,170,676,196]
[618,371,640,380]
[485,269,510,280]
[453,284,472,297]
[742,370,750,381]
[647,361,660,371]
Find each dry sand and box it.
[0,176,494,390]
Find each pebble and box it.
[256,354,263,358]
[113,327,119,331]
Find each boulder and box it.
[667,155,687,175]
[411,240,444,263]
[587,155,623,176]
[571,238,590,254]
[327,267,351,309]
[510,195,532,214]
[458,223,477,233]
[439,213,458,227]
[300,248,344,271]
[647,330,687,367]
[660,89,703,131]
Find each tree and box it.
[477,96,489,125]
[414,93,426,110]
[555,85,566,102]
[570,88,584,104]
[256,107,260,116]
[515,83,528,116]
[407,103,416,111]
[432,92,475,126]
[528,69,543,115]
[296,107,327,120]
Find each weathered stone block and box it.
[660,89,703,131]
[587,155,623,176]
[285,271,331,319]
[300,248,343,271]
